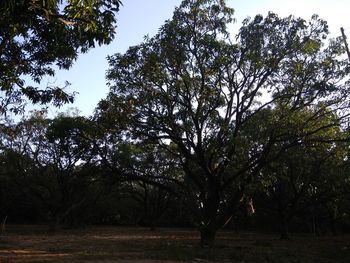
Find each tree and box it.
[90,124,186,227]
[255,106,347,239]
[99,0,350,246]
[0,0,121,116]
[0,111,101,231]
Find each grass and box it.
[0,225,349,262]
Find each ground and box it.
[0,225,350,262]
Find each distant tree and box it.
[106,180,173,229]
[305,137,350,236]
[116,144,180,230]
[255,106,347,239]
[99,0,350,246]
[0,111,101,231]
[90,127,185,228]
[0,148,40,225]
[0,0,121,116]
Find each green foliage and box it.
[0,110,102,229]
[0,0,121,115]
[250,105,350,237]
[1,0,350,242]
[99,0,350,245]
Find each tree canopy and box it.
[0,110,101,231]
[0,0,121,116]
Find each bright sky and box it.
[45,0,350,117]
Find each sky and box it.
[42,0,350,117]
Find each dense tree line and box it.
[1,0,350,247]
[1,107,349,241]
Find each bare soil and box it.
[0,225,349,262]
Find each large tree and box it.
[99,0,350,246]
[0,0,121,116]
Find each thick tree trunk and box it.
[330,215,337,236]
[1,216,7,235]
[280,224,289,240]
[149,218,157,232]
[279,214,290,240]
[48,217,61,234]
[200,223,218,247]
[328,206,338,236]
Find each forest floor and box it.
[0,225,349,262]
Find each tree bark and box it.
[1,216,7,235]
[48,216,61,234]
[279,213,290,240]
[200,223,218,247]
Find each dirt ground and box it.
[0,225,350,262]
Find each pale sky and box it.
[42,0,350,117]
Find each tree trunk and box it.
[330,216,337,236]
[200,223,218,247]
[328,206,338,236]
[48,217,61,234]
[280,214,290,240]
[149,218,157,232]
[1,216,7,235]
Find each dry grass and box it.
[0,225,349,262]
